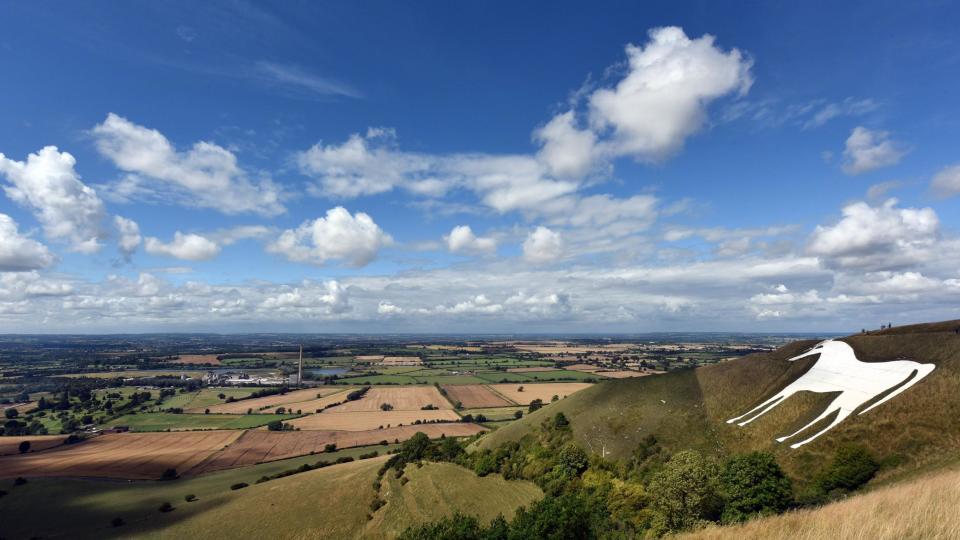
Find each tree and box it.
[160,468,178,481]
[401,432,433,461]
[381,403,394,411]
[649,450,722,533]
[397,512,487,540]
[324,443,337,453]
[267,420,284,431]
[558,444,588,475]
[513,410,523,419]
[553,412,570,429]
[18,441,30,454]
[4,408,17,419]
[528,399,544,413]
[720,452,793,523]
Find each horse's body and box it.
[727,340,935,448]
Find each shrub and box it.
[380,403,394,411]
[400,476,409,486]
[514,410,523,419]
[267,420,284,431]
[160,468,178,481]
[814,445,879,499]
[18,441,30,454]
[111,517,125,527]
[324,443,337,453]
[528,399,544,413]
[184,494,197,502]
[158,502,173,512]
[370,498,385,511]
[230,482,248,490]
[720,452,793,523]
[648,450,722,533]
[4,408,18,419]
[13,477,27,486]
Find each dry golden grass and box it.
[285,410,461,431]
[329,386,452,412]
[194,387,347,414]
[679,466,960,540]
[488,382,593,405]
[565,363,603,372]
[596,370,651,379]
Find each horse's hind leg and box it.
[859,364,935,416]
[789,408,854,449]
[776,401,843,443]
[727,393,786,425]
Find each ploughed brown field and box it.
[0,435,67,456]
[195,424,487,473]
[329,386,452,412]
[488,383,593,405]
[442,384,514,408]
[194,387,348,414]
[173,354,222,365]
[285,410,461,431]
[0,431,242,479]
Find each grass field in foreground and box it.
[105,412,297,431]
[679,464,960,540]
[0,444,399,540]
[368,462,543,537]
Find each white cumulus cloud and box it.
[446,225,497,256]
[114,216,141,258]
[0,214,56,271]
[145,232,221,261]
[841,126,907,175]
[0,146,107,253]
[92,113,284,216]
[523,226,564,264]
[267,206,391,267]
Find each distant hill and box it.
[477,320,960,485]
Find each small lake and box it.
[309,367,349,376]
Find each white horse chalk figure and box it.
[727,340,935,448]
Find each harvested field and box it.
[271,388,355,414]
[0,435,66,456]
[329,386,451,412]
[0,430,242,479]
[565,363,603,372]
[173,354,221,365]
[506,367,561,373]
[488,382,593,405]
[443,384,513,408]
[195,387,347,414]
[286,410,461,431]
[596,370,652,379]
[195,423,486,473]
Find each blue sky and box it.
[1,0,959,333]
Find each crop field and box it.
[172,354,221,365]
[564,363,603,371]
[0,430,243,479]
[488,382,593,405]
[443,384,514,408]
[596,370,651,378]
[105,413,297,431]
[194,387,346,414]
[461,406,528,421]
[331,386,452,412]
[0,434,67,455]
[286,409,461,431]
[195,423,486,473]
[268,388,355,414]
[506,366,560,373]
[161,387,262,410]
[335,374,418,385]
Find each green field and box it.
[105,412,297,431]
[462,406,527,421]
[0,444,400,539]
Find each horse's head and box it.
[787,340,832,362]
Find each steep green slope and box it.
[478,321,960,484]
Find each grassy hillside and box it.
[0,445,541,539]
[677,463,960,540]
[477,321,960,484]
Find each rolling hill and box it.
[477,320,960,484]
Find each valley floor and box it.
[679,465,960,540]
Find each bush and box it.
[158,502,173,513]
[814,445,879,499]
[397,512,485,540]
[184,494,197,502]
[230,482,249,490]
[18,440,30,454]
[528,399,544,413]
[370,498,385,511]
[160,468,178,481]
[380,403,394,411]
[111,517,125,527]
[267,420,284,431]
[513,410,523,419]
[720,452,793,523]
[13,477,27,486]
[324,443,337,453]
[4,408,18,419]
